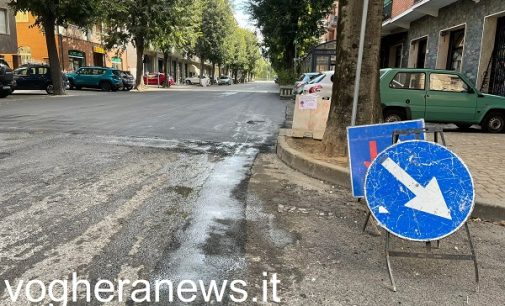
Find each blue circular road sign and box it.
[365,140,475,241]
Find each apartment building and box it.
[301,2,339,73]
[0,0,18,67]
[15,12,128,72]
[381,0,505,96]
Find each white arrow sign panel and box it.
[381,158,452,220]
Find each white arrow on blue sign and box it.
[365,140,475,241]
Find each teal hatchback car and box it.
[67,67,123,92]
[381,68,505,133]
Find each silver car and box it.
[217,75,233,85]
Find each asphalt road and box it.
[0,82,286,305]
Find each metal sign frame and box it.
[363,127,479,292]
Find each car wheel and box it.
[100,81,112,92]
[46,84,54,95]
[0,90,9,98]
[482,111,505,133]
[384,109,405,122]
[68,80,75,90]
[455,123,472,130]
[186,80,191,85]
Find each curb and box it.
[276,135,351,189]
[276,135,505,222]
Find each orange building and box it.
[15,12,49,65]
[15,12,128,71]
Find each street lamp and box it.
[351,0,370,127]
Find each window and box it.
[0,9,8,34]
[79,68,92,75]
[36,67,48,75]
[447,29,465,71]
[430,73,469,92]
[18,47,32,65]
[14,68,28,76]
[389,72,425,90]
[92,69,105,75]
[15,12,29,23]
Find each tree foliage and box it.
[249,0,334,83]
[195,0,234,77]
[9,0,102,95]
[102,0,176,88]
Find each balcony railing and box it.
[383,0,393,21]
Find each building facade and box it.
[15,13,127,72]
[0,0,18,67]
[302,1,339,73]
[381,0,505,96]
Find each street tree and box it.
[249,0,334,84]
[102,0,174,89]
[195,0,234,79]
[322,0,384,156]
[153,0,202,87]
[226,28,247,83]
[244,30,262,81]
[9,0,101,95]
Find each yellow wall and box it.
[15,12,51,64]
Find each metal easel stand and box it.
[362,128,425,232]
[365,127,479,292]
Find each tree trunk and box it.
[200,57,205,79]
[212,63,216,81]
[218,64,222,77]
[163,51,170,88]
[42,17,64,95]
[134,36,145,90]
[322,0,384,157]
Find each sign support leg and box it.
[465,222,480,292]
[385,232,397,292]
[362,210,371,232]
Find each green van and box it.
[380,68,505,133]
[67,67,123,92]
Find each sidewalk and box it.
[278,100,505,221]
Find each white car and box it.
[185,75,210,86]
[302,71,334,100]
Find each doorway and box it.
[489,17,505,96]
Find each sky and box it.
[231,0,256,32]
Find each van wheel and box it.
[384,109,405,122]
[100,81,112,92]
[46,84,54,95]
[482,111,505,133]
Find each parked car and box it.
[143,72,175,86]
[67,67,123,91]
[185,75,210,86]
[0,58,15,98]
[12,64,68,94]
[120,71,134,91]
[217,75,233,85]
[302,71,334,100]
[381,68,505,133]
[293,72,321,95]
